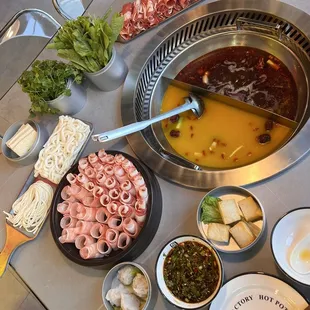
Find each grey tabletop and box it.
[0,0,310,309]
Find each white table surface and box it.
[0,0,310,309]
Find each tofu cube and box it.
[238,197,263,222]
[229,221,255,248]
[207,223,230,243]
[219,199,241,225]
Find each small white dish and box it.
[210,272,308,310]
[197,186,266,253]
[102,262,152,310]
[156,235,224,309]
[271,207,310,286]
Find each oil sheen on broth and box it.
[161,85,292,168]
[176,46,298,120]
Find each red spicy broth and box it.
[176,46,298,120]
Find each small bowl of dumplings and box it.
[103,262,151,310]
[1,120,48,166]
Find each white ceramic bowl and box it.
[102,262,152,310]
[156,235,224,309]
[197,186,266,253]
[271,207,310,287]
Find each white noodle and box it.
[34,116,90,184]
[3,181,53,234]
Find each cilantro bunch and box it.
[18,60,83,116]
[47,10,124,73]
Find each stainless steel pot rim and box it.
[122,0,310,189]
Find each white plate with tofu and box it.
[210,273,308,310]
[197,186,265,253]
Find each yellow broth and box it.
[161,85,292,169]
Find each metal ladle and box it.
[92,93,204,143]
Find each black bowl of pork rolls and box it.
[50,149,162,268]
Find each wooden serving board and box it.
[0,224,35,277]
[0,118,94,277]
[0,171,56,277]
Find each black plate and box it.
[50,150,162,268]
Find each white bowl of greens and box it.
[197,186,266,253]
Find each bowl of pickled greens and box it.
[155,235,224,309]
[103,262,151,310]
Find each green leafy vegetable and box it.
[18,60,83,117]
[47,11,124,73]
[200,196,223,224]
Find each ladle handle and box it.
[92,99,194,143]
[236,17,284,40]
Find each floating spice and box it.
[265,119,274,131]
[170,114,180,123]
[170,130,180,138]
[257,133,271,145]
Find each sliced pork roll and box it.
[103,164,114,176]
[75,206,97,221]
[66,173,78,185]
[93,185,106,198]
[88,153,99,167]
[114,165,128,183]
[118,204,135,218]
[70,184,92,201]
[109,188,121,201]
[98,149,107,161]
[84,166,96,179]
[96,171,107,186]
[97,239,112,255]
[57,201,71,215]
[100,194,111,207]
[60,215,78,229]
[123,218,140,238]
[75,234,96,249]
[77,173,89,185]
[59,228,77,243]
[60,185,76,202]
[80,243,104,259]
[107,202,120,215]
[105,176,119,189]
[114,154,126,164]
[96,207,112,224]
[120,191,136,206]
[90,223,108,239]
[117,232,132,250]
[105,228,120,250]
[120,180,136,195]
[121,159,134,171]
[75,220,95,235]
[84,181,95,192]
[79,158,89,170]
[93,162,104,173]
[82,196,101,208]
[108,215,123,231]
